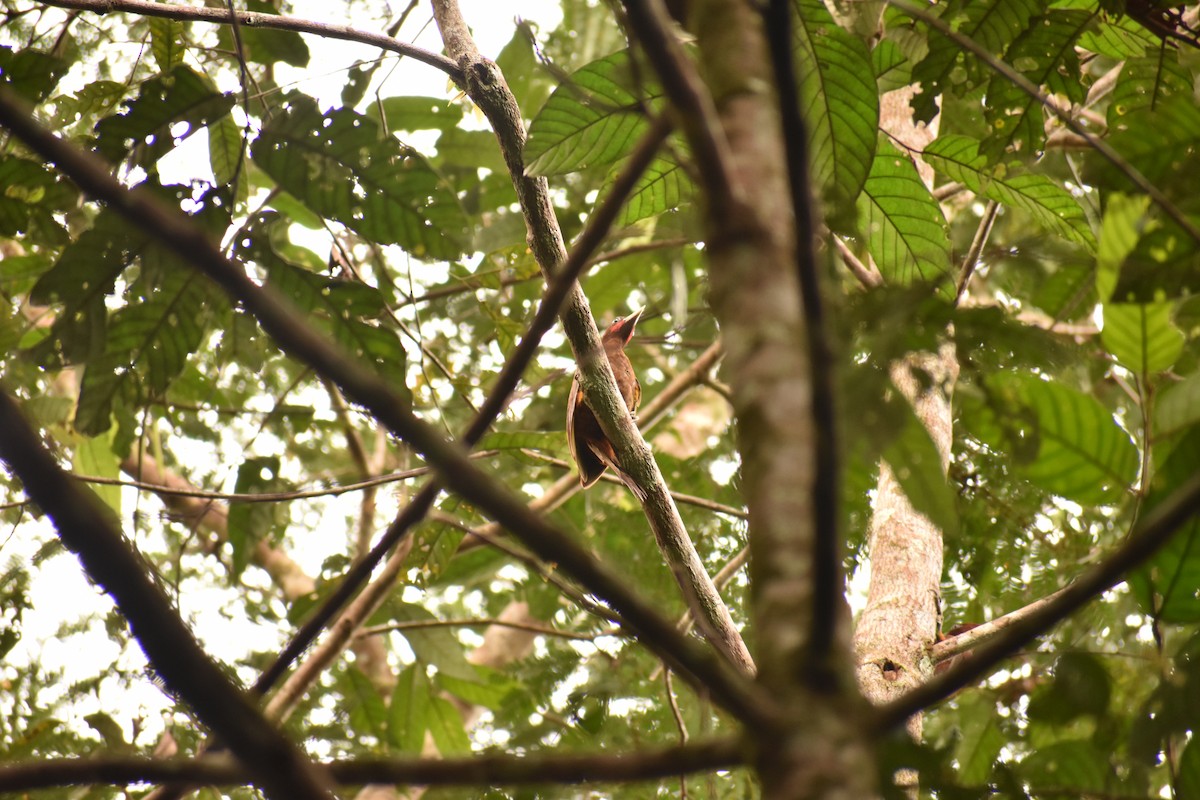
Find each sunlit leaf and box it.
[525,50,654,176]
[856,138,951,284]
[792,0,879,227]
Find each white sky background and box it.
[3,0,562,751]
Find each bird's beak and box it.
[610,307,643,344]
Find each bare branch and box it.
[875,472,1200,733]
[33,0,460,79]
[0,738,743,793]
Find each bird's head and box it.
[602,308,643,347]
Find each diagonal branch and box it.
[889,0,1200,247]
[0,390,333,800]
[874,472,1200,733]
[252,110,676,700]
[0,85,769,727]
[430,0,755,677]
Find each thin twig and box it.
[34,0,461,79]
[520,450,748,519]
[358,618,598,641]
[954,200,999,306]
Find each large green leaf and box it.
[388,665,432,753]
[1086,96,1200,192]
[524,50,654,176]
[94,66,235,166]
[1106,51,1192,130]
[0,46,69,104]
[981,10,1093,162]
[368,95,465,133]
[1018,740,1119,794]
[856,138,951,284]
[0,156,77,242]
[1100,302,1184,376]
[792,0,879,227]
[911,0,1040,124]
[924,134,1096,251]
[608,155,696,226]
[27,210,149,365]
[252,93,468,260]
[1155,372,1200,440]
[995,375,1138,504]
[227,456,289,578]
[882,386,959,538]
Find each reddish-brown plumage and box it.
[567,310,642,490]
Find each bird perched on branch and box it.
[567,309,643,492]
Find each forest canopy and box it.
[2,1,1200,799]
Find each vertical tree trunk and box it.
[687,1,875,796]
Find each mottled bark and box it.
[686,0,873,796]
[853,347,957,741]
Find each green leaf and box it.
[368,96,464,133]
[227,456,288,579]
[27,210,142,365]
[911,0,1040,124]
[208,116,247,205]
[0,46,69,103]
[1106,52,1192,130]
[75,271,218,435]
[94,66,235,167]
[427,696,471,755]
[388,665,432,753]
[525,50,653,176]
[996,374,1138,504]
[1086,97,1200,191]
[609,156,696,226]
[380,601,480,683]
[881,384,959,538]
[1100,302,1184,375]
[1095,191,1150,301]
[792,0,879,226]
[1131,428,1200,622]
[1019,740,1115,793]
[1027,652,1111,723]
[251,243,409,385]
[344,666,388,743]
[0,156,78,239]
[437,666,518,712]
[1155,372,1200,439]
[923,134,1095,251]
[856,138,951,284]
[72,430,121,517]
[981,10,1093,161]
[1180,734,1200,800]
[149,18,187,72]
[953,694,1006,785]
[218,0,309,67]
[253,93,468,260]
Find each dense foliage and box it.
[2,0,1200,798]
